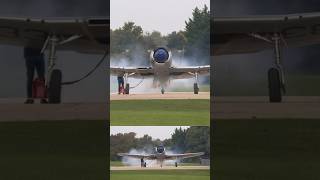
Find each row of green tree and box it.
[110,126,210,162]
[110,5,210,64]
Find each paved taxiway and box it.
[110,166,210,171]
[0,99,107,121]
[213,96,320,119]
[110,92,210,100]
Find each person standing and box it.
[117,76,124,94]
[24,47,47,104]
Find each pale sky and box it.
[110,126,189,140]
[111,0,210,35]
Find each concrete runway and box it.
[110,92,210,100]
[213,96,320,119]
[110,166,210,171]
[3,96,318,121]
[0,99,107,121]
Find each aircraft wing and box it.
[110,66,154,78]
[169,65,210,79]
[117,153,157,160]
[213,12,320,55]
[0,17,108,54]
[165,152,205,160]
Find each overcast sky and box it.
[111,0,210,35]
[110,126,189,140]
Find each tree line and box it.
[110,5,210,65]
[110,126,210,162]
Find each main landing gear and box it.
[175,162,178,167]
[194,83,199,94]
[194,72,199,94]
[123,73,130,94]
[141,158,146,167]
[268,33,286,103]
[48,69,62,103]
[45,35,62,104]
[124,83,130,94]
[250,32,287,102]
[161,87,165,94]
[41,34,82,104]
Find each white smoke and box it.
[170,54,209,92]
[110,51,209,94]
[120,147,182,167]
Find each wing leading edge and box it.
[110,66,154,78]
[0,17,109,54]
[110,65,210,79]
[165,152,205,160]
[213,12,320,55]
[169,65,210,79]
[117,152,204,160]
[117,153,157,160]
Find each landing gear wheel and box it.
[268,68,282,103]
[161,88,165,94]
[48,69,62,104]
[194,83,199,94]
[144,162,147,167]
[175,162,178,167]
[125,83,130,94]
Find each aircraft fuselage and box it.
[150,47,172,88]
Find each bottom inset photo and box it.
[110,126,210,180]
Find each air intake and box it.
[153,48,169,63]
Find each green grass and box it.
[111,161,125,166]
[215,74,320,96]
[110,170,209,180]
[213,119,320,180]
[0,120,108,180]
[110,99,210,126]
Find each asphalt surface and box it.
[110,92,210,100]
[110,166,210,171]
[212,96,320,119]
[3,96,318,121]
[0,99,107,121]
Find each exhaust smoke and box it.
[120,147,183,167]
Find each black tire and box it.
[48,69,62,104]
[144,162,147,167]
[194,83,199,94]
[175,162,178,167]
[161,88,165,94]
[268,68,282,102]
[125,83,130,94]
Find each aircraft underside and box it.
[123,73,200,95]
[140,159,178,168]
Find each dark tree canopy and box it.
[110,126,210,162]
[184,5,210,62]
[110,5,210,65]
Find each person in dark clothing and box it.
[24,47,47,104]
[117,76,124,94]
[140,158,145,168]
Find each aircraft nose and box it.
[157,146,165,153]
[153,48,169,63]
